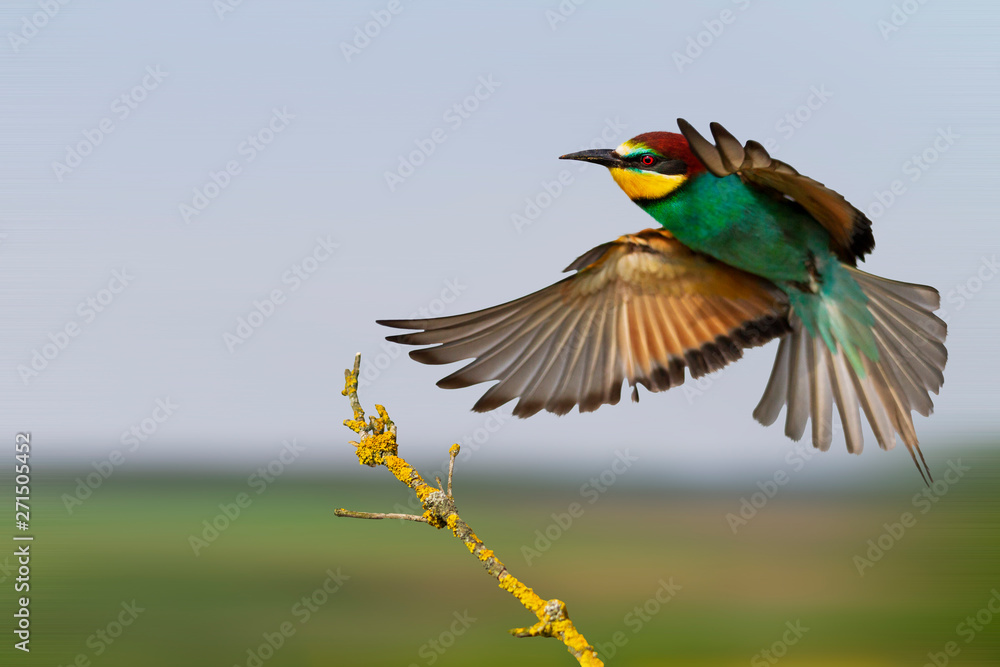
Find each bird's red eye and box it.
[640,154,656,166]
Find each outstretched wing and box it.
[378,229,790,418]
[677,119,875,264]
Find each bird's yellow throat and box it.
[609,168,686,201]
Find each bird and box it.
[378,119,947,482]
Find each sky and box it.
[1,0,998,483]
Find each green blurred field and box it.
[3,450,1000,666]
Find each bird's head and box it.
[560,131,704,204]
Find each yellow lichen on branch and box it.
[335,353,603,667]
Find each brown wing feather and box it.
[378,229,790,418]
[677,119,875,263]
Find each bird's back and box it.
[642,172,835,286]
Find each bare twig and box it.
[447,444,458,497]
[334,509,428,522]
[337,353,603,666]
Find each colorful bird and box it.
[378,120,947,481]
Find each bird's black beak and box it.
[559,148,621,169]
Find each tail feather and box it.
[844,344,896,450]
[754,335,791,427]
[825,349,863,453]
[784,331,810,441]
[753,268,947,483]
[875,312,945,404]
[806,337,833,451]
[870,326,934,416]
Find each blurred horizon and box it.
[26,434,1000,488]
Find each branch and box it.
[335,509,428,522]
[335,353,603,666]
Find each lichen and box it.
[355,432,397,467]
[338,353,604,666]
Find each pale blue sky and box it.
[1,1,998,483]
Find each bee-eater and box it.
[378,120,947,481]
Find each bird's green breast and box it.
[638,174,832,285]
[639,173,878,369]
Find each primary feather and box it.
[380,229,790,418]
